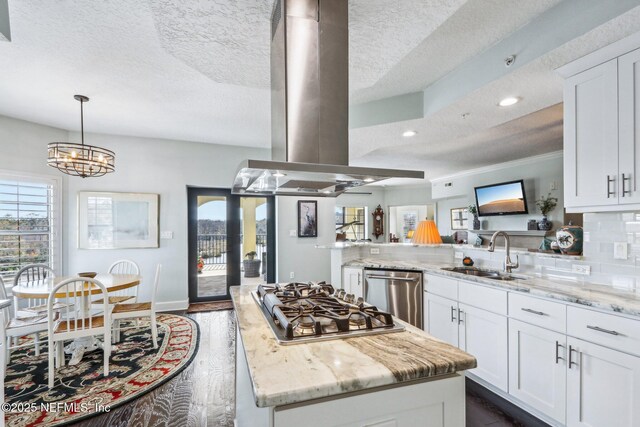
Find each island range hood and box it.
[231,0,424,197]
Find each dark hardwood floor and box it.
[71,310,542,427]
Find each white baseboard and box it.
[156,299,189,312]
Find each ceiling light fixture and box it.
[363,177,375,183]
[47,95,115,178]
[402,130,417,137]
[498,97,520,107]
[273,171,286,177]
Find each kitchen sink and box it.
[440,267,525,281]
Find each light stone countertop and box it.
[347,259,640,317]
[231,285,477,408]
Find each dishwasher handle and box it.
[364,274,418,282]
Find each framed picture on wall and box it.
[78,191,159,249]
[298,200,318,237]
[450,207,468,230]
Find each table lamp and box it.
[411,220,442,244]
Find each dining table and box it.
[12,273,142,365]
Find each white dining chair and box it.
[12,264,64,317]
[111,264,161,348]
[48,277,111,389]
[0,276,51,361]
[92,259,140,307]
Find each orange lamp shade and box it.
[411,220,442,244]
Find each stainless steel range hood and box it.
[231,0,424,197]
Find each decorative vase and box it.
[537,216,552,231]
[473,215,480,230]
[556,225,583,255]
[243,259,261,278]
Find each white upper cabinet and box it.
[560,31,640,212]
[619,48,640,205]
[563,59,619,208]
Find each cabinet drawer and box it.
[458,280,507,316]
[424,274,458,300]
[509,293,566,333]
[567,306,640,356]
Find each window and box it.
[0,173,61,281]
[450,207,468,230]
[335,206,367,241]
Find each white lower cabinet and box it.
[424,292,458,346]
[459,303,508,392]
[566,337,640,427]
[341,267,363,299]
[509,319,567,424]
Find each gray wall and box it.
[435,155,564,236]
[0,114,270,309]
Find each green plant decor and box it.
[535,192,558,217]
[468,204,478,216]
[245,251,258,260]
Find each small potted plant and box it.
[535,192,558,231]
[197,255,204,274]
[468,204,480,230]
[243,251,261,278]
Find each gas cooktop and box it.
[253,282,405,345]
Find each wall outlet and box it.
[370,248,380,255]
[289,272,295,279]
[614,242,628,260]
[454,251,464,260]
[289,229,297,237]
[549,181,558,191]
[572,264,591,275]
[160,231,173,239]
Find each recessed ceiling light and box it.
[273,171,286,177]
[323,190,331,194]
[363,177,375,183]
[402,130,417,137]
[498,97,520,107]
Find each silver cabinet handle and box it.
[622,173,632,197]
[607,175,616,198]
[450,306,457,323]
[457,308,464,325]
[365,275,417,282]
[521,308,546,316]
[568,345,578,369]
[555,341,564,364]
[587,325,620,336]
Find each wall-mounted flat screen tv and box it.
[474,180,528,216]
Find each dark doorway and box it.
[187,187,275,302]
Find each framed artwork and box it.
[450,207,468,230]
[78,191,159,249]
[298,200,318,237]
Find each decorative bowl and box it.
[78,272,97,278]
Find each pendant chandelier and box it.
[47,95,115,178]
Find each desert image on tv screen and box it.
[476,182,526,215]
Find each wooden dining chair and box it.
[111,264,161,348]
[48,277,111,389]
[92,259,140,307]
[0,276,51,361]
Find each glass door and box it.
[188,188,275,302]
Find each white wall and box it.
[0,114,270,309]
[433,154,564,236]
[276,196,336,283]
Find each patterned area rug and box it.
[187,300,234,313]
[4,314,199,426]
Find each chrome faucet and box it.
[488,231,519,273]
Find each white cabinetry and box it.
[424,292,458,346]
[566,338,640,427]
[341,266,363,299]
[563,59,619,208]
[560,31,640,211]
[424,274,508,392]
[509,319,567,424]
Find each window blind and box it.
[0,177,59,280]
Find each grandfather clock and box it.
[372,205,384,239]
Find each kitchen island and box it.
[231,285,477,427]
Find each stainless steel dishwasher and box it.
[363,269,423,329]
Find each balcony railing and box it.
[198,234,267,265]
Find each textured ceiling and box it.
[353,4,640,184]
[1,0,639,183]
